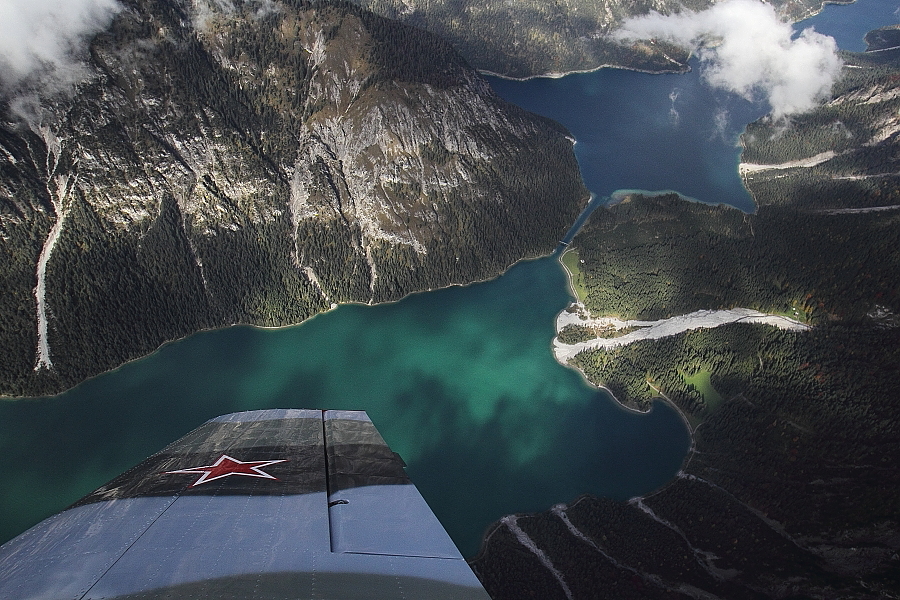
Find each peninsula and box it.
[470,37,900,598]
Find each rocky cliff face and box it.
[0,0,587,396]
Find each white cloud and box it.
[190,0,235,31]
[711,107,730,141]
[0,0,121,98]
[614,0,843,118]
[190,0,281,31]
[669,88,680,125]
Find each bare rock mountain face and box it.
[0,0,587,397]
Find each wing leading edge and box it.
[0,409,491,599]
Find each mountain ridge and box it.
[0,0,588,397]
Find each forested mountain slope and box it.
[349,0,844,77]
[0,0,587,397]
[742,43,900,208]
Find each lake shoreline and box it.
[477,0,845,83]
[479,61,689,83]
[2,204,595,402]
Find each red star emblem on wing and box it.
[163,454,288,487]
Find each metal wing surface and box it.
[0,409,491,599]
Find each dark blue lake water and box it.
[797,0,899,52]
[491,65,765,212]
[489,0,900,212]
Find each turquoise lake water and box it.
[0,0,893,558]
[0,258,691,557]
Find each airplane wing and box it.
[0,409,491,599]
